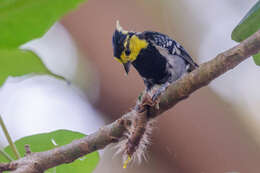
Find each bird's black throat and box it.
[132,44,170,88]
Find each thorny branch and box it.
[1,30,260,172]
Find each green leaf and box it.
[0,49,62,86]
[232,1,260,42]
[0,130,99,173]
[253,53,260,66]
[0,0,86,48]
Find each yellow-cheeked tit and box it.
[112,21,199,100]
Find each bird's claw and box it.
[152,92,160,102]
[137,91,160,112]
[152,95,160,110]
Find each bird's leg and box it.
[138,81,171,110]
[152,82,171,102]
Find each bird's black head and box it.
[112,20,133,74]
[112,29,127,61]
[112,21,146,74]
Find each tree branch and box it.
[1,30,260,173]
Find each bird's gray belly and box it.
[165,55,187,82]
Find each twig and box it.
[1,29,260,173]
[0,162,17,172]
[0,116,21,159]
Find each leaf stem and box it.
[0,148,13,161]
[0,115,20,159]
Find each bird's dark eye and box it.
[125,49,131,56]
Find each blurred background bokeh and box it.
[1,0,260,172]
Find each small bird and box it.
[112,21,199,102]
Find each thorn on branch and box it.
[24,144,32,156]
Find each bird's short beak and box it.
[123,61,131,75]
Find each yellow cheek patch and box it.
[120,35,148,63]
[114,57,123,64]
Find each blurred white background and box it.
[0,0,260,173]
[0,23,104,147]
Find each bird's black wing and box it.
[142,31,199,69]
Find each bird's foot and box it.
[137,90,160,112]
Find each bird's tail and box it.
[187,61,199,72]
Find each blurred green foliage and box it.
[0,130,99,173]
[0,0,86,48]
[0,0,87,86]
[0,49,56,85]
[253,53,260,65]
[0,0,100,172]
[232,1,260,66]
